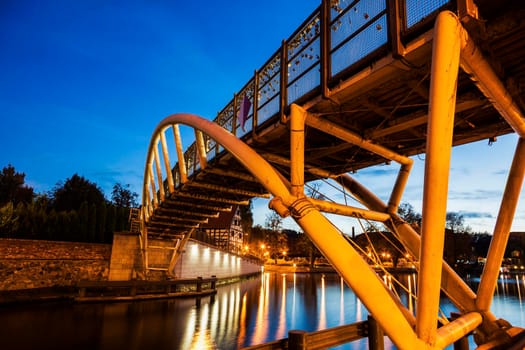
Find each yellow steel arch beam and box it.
[142,114,294,211]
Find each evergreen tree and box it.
[105,204,117,241]
[96,201,107,243]
[88,203,97,242]
[0,164,34,206]
[239,200,254,233]
[78,201,89,241]
[0,202,18,236]
[51,174,105,212]
[111,183,138,208]
[45,210,58,240]
[69,210,81,242]
[56,211,71,241]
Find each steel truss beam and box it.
[170,191,249,205]
[151,214,208,224]
[155,207,220,218]
[201,167,258,182]
[183,181,270,198]
[163,200,232,212]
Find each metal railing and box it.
[241,316,384,350]
[166,0,452,190]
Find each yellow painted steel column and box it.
[195,129,208,170]
[148,164,158,208]
[460,31,525,138]
[306,113,412,166]
[477,138,525,311]
[143,226,149,269]
[288,198,425,349]
[337,169,503,336]
[336,174,388,212]
[159,131,175,193]
[388,162,413,214]
[308,197,391,222]
[417,11,461,344]
[153,142,165,201]
[290,104,306,197]
[172,124,187,183]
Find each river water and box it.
[1,272,524,350]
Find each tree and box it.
[446,212,466,233]
[239,200,254,233]
[111,183,138,208]
[88,203,97,242]
[0,202,18,235]
[265,211,283,232]
[264,211,287,263]
[398,202,422,228]
[0,164,34,206]
[296,231,321,267]
[105,204,117,239]
[51,174,105,212]
[96,201,107,243]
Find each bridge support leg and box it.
[477,138,525,310]
[417,11,461,344]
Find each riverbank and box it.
[263,263,417,274]
[263,263,336,273]
[0,272,261,306]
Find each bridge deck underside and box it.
[146,1,525,238]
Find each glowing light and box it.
[191,244,198,256]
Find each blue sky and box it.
[1,1,524,234]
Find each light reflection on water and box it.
[1,272,524,349]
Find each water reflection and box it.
[1,272,524,349]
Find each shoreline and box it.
[0,272,260,306]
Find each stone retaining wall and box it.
[0,239,111,290]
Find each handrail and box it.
[241,316,383,350]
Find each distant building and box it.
[197,206,244,254]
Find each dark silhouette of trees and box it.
[239,199,254,238]
[398,202,422,228]
[0,164,139,244]
[51,174,105,212]
[111,183,138,208]
[0,164,34,206]
[0,202,18,234]
[264,212,288,262]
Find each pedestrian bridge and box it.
[137,0,525,348]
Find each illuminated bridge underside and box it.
[140,1,525,349]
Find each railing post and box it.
[233,93,238,136]
[130,281,137,297]
[320,0,331,98]
[386,0,404,58]
[279,40,288,122]
[211,275,217,290]
[252,70,259,134]
[367,315,385,350]
[196,276,203,292]
[288,330,307,350]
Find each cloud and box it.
[448,189,502,201]
[457,211,493,219]
[356,167,399,177]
